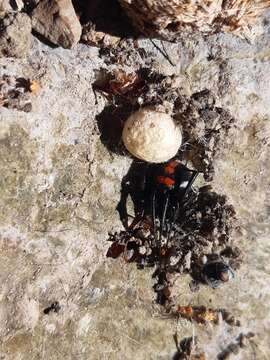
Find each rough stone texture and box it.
[0,0,23,14]
[31,0,82,48]
[0,10,270,360]
[0,13,32,58]
[119,0,270,40]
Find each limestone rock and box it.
[31,0,82,48]
[119,0,270,40]
[0,13,31,58]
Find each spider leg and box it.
[159,192,170,246]
[172,201,180,224]
[166,201,180,244]
[135,163,149,216]
[180,171,199,203]
[128,165,149,230]
[176,171,199,225]
[127,209,145,231]
[166,171,199,240]
[151,190,158,247]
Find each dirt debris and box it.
[0,75,36,112]
[171,305,240,327]
[43,301,61,315]
[217,332,255,360]
[173,335,205,360]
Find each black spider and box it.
[118,158,199,248]
[145,159,199,248]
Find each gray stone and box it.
[31,0,82,49]
[0,13,31,58]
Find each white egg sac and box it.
[122,107,182,163]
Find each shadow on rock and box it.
[96,103,134,155]
[74,0,136,37]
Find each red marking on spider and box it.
[164,160,180,175]
[156,176,175,188]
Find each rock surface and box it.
[0,9,270,360]
[31,0,82,48]
[119,0,270,40]
[0,13,31,58]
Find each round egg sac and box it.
[122,107,182,163]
